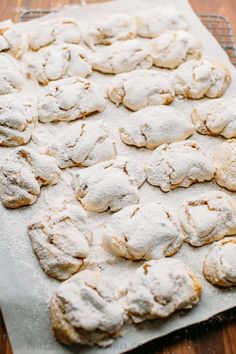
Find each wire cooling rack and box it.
[20,10,236,67]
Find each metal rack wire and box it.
[20,10,236,67]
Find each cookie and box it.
[92,39,153,74]
[29,18,81,51]
[38,77,106,123]
[0,94,37,147]
[179,191,236,246]
[192,97,236,138]
[127,258,201,322]
[103,203,184,260]
[72,158,146,212]
[145,140,215,192]
[83,13,138,48]
[0,20,28,58]
[137,6,188,38]
[28,44,92,85]
[28,204,92,280]
[213,139,236,191]
[149,30,201,69]
[46,120,116,168]
[51,270,127,346]
[107,69,175,111]
[120,106,194,149]
[203,238,236,287]
[172,58,231,99]
[0,54,24,95]
[0,147,60,208]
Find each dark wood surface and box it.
[0,1,236,353]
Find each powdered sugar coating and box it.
[0,147,60,208]
[28,44,92,85]
[0,20,28,58]
[51,270,127,346]
[29,18,81,51]
[179,191,236,247]
[203,238,236,287]
[127,258,201,322]
[107,69,175,111]
[103,203,184,261]
[145,140,215,192]
[46,120,116,168]
[120,106,194,149]
[0,94,38,147]
[0,54,24,95]
[192,97,236,138]
[72,158,146,212]
[38,77,106,123]
[28,204,92,280]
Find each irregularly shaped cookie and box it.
[0,54,24,95]
[72,158,146,212]
[28,204,92,280]
[51,270,127,346]
[107,70,175,111]
[83,13,138,48]
[213,139,236,191]
[149,30,201,69]
[103,203,184,260]
[38,77,106,123]
[120,106,194,149]
[203,238,236,287]
[0,20,28,58]
[47,120,116,168]
[0,147,60,208]
[179,191,236,247]
[192,98,236,138]
[137,6,188,38]
[172,58,231,99]
[145,140,215,192]
[29,18,81,51]
[92,39,153,74]
[28,44,92,85]
[127,258,201,322]
[0,94,38,147]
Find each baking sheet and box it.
[0,0,236,353]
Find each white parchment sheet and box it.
[0,0,236,353]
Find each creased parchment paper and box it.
[0,0,236,353]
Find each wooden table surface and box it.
[0,1,236,353]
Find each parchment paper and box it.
[0,1,236,353]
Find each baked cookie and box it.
[149,30,201,69]
[92,39,153,74]
[203,238,236,287]
[137,6,188,38]
[213,139,236,191]
[0,54,24,95]
[0,147,60,208]
[72,158,146,212]
[38,77,106,123]
[172,58,231,99]
[103,203,184,260]
[29,18,81,51]
[83,13,138,48]
[120,106,194,149]
[0,20,28,58]
[192,98,236,138]
[28,44,92,85]
[28,204,92,280]
[145,140,215,192]
[51,270,127,346]
[46,120,116,168]
[179,191,236,247]
[0,94,37,147]
[107,69,175,111]
[127,258,201,322]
